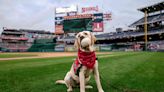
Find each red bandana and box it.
[74,49,96,74]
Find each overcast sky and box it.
[0,0,163,33]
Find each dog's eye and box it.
[84,33,87,35]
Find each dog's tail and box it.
[55,80,66,85]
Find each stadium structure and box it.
[0,1,164,52]
[61,1,164,52]
[0,28,55,52]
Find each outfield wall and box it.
[1,41,164,52]
[63,44,112,52]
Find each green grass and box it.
[0,53,37,58]
[0,52,163,92]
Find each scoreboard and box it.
[55,13,109,34]
[63,18,92,32]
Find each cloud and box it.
[0,0,163,33]
[0,0,54,33]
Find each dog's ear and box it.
[91,32,96,45]
[74,34,80,49]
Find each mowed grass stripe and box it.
[0,52,163,92]
[98,52,164,92]
[0,53,37,58]
[0,52,135,72]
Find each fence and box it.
[1,41,164,52]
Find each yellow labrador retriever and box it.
[56,31,104,92]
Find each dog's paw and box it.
[85,85,93,89]
[99,89,104,92]
[67,88,73,92]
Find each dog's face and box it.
[74,31,96,51]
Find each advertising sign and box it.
[55,17,63,20]
[81,6,99,13]
[55,5,78,14]
[55,25,64,34]
[55,16,64,34]
[55,17,63,25]
[93,22,103,32]
[92,13,103,32]
[93,13,103,22]
[100,45,112,51]
[64,14,92,20]
[103,13,112,21]
[65,46,76,52]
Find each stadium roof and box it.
[138,1,164,13]
[3,28,54,34]
[130,1,164,27]
[64,29,164,41]
[130,13,164,27]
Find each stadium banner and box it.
[81,6,99,13]
[93,13,103,22]
[64,14,92,20]
[67,12,77,16]
[55,17,63,20]
[54,47,65,52]
[65,46,76,52]
[93,22,103,32]
[94,45,100,51]
[55,5,78,14]
[55,17,63,25]
[100,45,112,51]
[103,13,112,21]
[54,44,65,52]
[92,13,104,32]
[55,25,64,34]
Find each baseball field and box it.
[0,52,163,92]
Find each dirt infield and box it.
[0,52,110,61]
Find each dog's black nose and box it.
[80,36,84,41]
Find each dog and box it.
[56,31,104,92]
